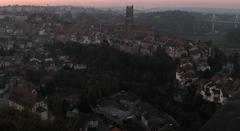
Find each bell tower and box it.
[125,5,134,31]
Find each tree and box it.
[40,76,56,97]
[208,47,226,73]
[227,27,240,45]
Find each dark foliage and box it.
[227,27,240,45]
[208,47,227,74]
[0,108,67,131]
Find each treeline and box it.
[23,42,178,114]
[44,42,177,101]
[52,42,176,85]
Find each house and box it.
[139,102,177,131]
[33,104,48,120]
[73,64,87,70]
[176,69,183,82]
[8,81,36,111]
[200,81,224,104]
[8,81,48,120]
[196,62,211,72]
[30,58,42,64]
[190,49,201,61]
[166,46,188,58]
[0,60,11,69]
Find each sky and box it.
[0,0,240,8]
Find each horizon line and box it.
[0,4,239,10]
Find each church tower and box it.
[125,5,134,31]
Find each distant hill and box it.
[136,11,211,34]
[147,7,240,15]
[136,10,238,34]
[96,6,240,15]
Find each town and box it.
[0,5,239,131]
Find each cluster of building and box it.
[64,91,179,131]
[0,4,239,131]
[8,80,48,120]
[0,5,179,131]
[91,91,179,131]
[164,39,240,104]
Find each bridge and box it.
[210,14,240,32]
[219,48,240,56]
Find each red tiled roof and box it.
[110,127,121,131]
[131,24,153,32]
[9,81,38,108]
[181,64,193,72]
[190,50,201,56]
[233,80,240,87]
[211,74,222,82]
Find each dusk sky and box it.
[0,0,240,8]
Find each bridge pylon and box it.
[211,14,216,32]
[234,14,240,28]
